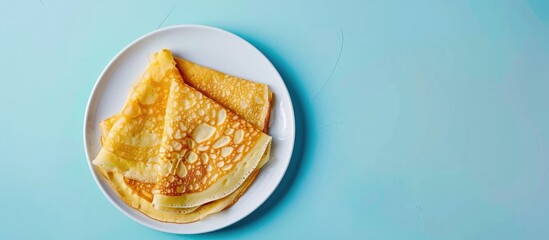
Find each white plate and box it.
[83,25,295,234]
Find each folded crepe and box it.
[93,49,181,182]
[175,58,272,133]
[94,53,274,183]
[151,80,271,208]
[98,113,271,223]
[99,168,261,223]
[93,49,273,223]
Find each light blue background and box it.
[1,0,548,239]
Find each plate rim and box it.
[82,24,295,234]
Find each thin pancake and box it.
[93,49,182,182]
[151,80,272,208]
[99,147,269,223]
[98,140,270,222]
[99,168,259,223]
[97,116,272,211]
[175,57,273,132]
[93,50,273,222]
[98,112,270,216]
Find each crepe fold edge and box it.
[93,149,159,183]
[98,143,271,223]
[99,168,259,223]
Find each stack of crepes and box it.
[92,49,273,223]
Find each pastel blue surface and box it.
[1,0,548,239]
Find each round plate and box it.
[83,25,295,234]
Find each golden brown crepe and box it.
[151,80,271,208]
[98,112,271,222]
[99,168,259,223]
[93,49,274,223]
[93,49,182,182]
[98,144,270,223]
[175,57,273,132]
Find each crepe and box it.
[93,49,274,223]
[100,168,258,223]
[151,80,272,208]
[175,57,273,133]
[98,145,270,223]
[93,49,182,182]
[98,110,271,223]
[98,105,272,222]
